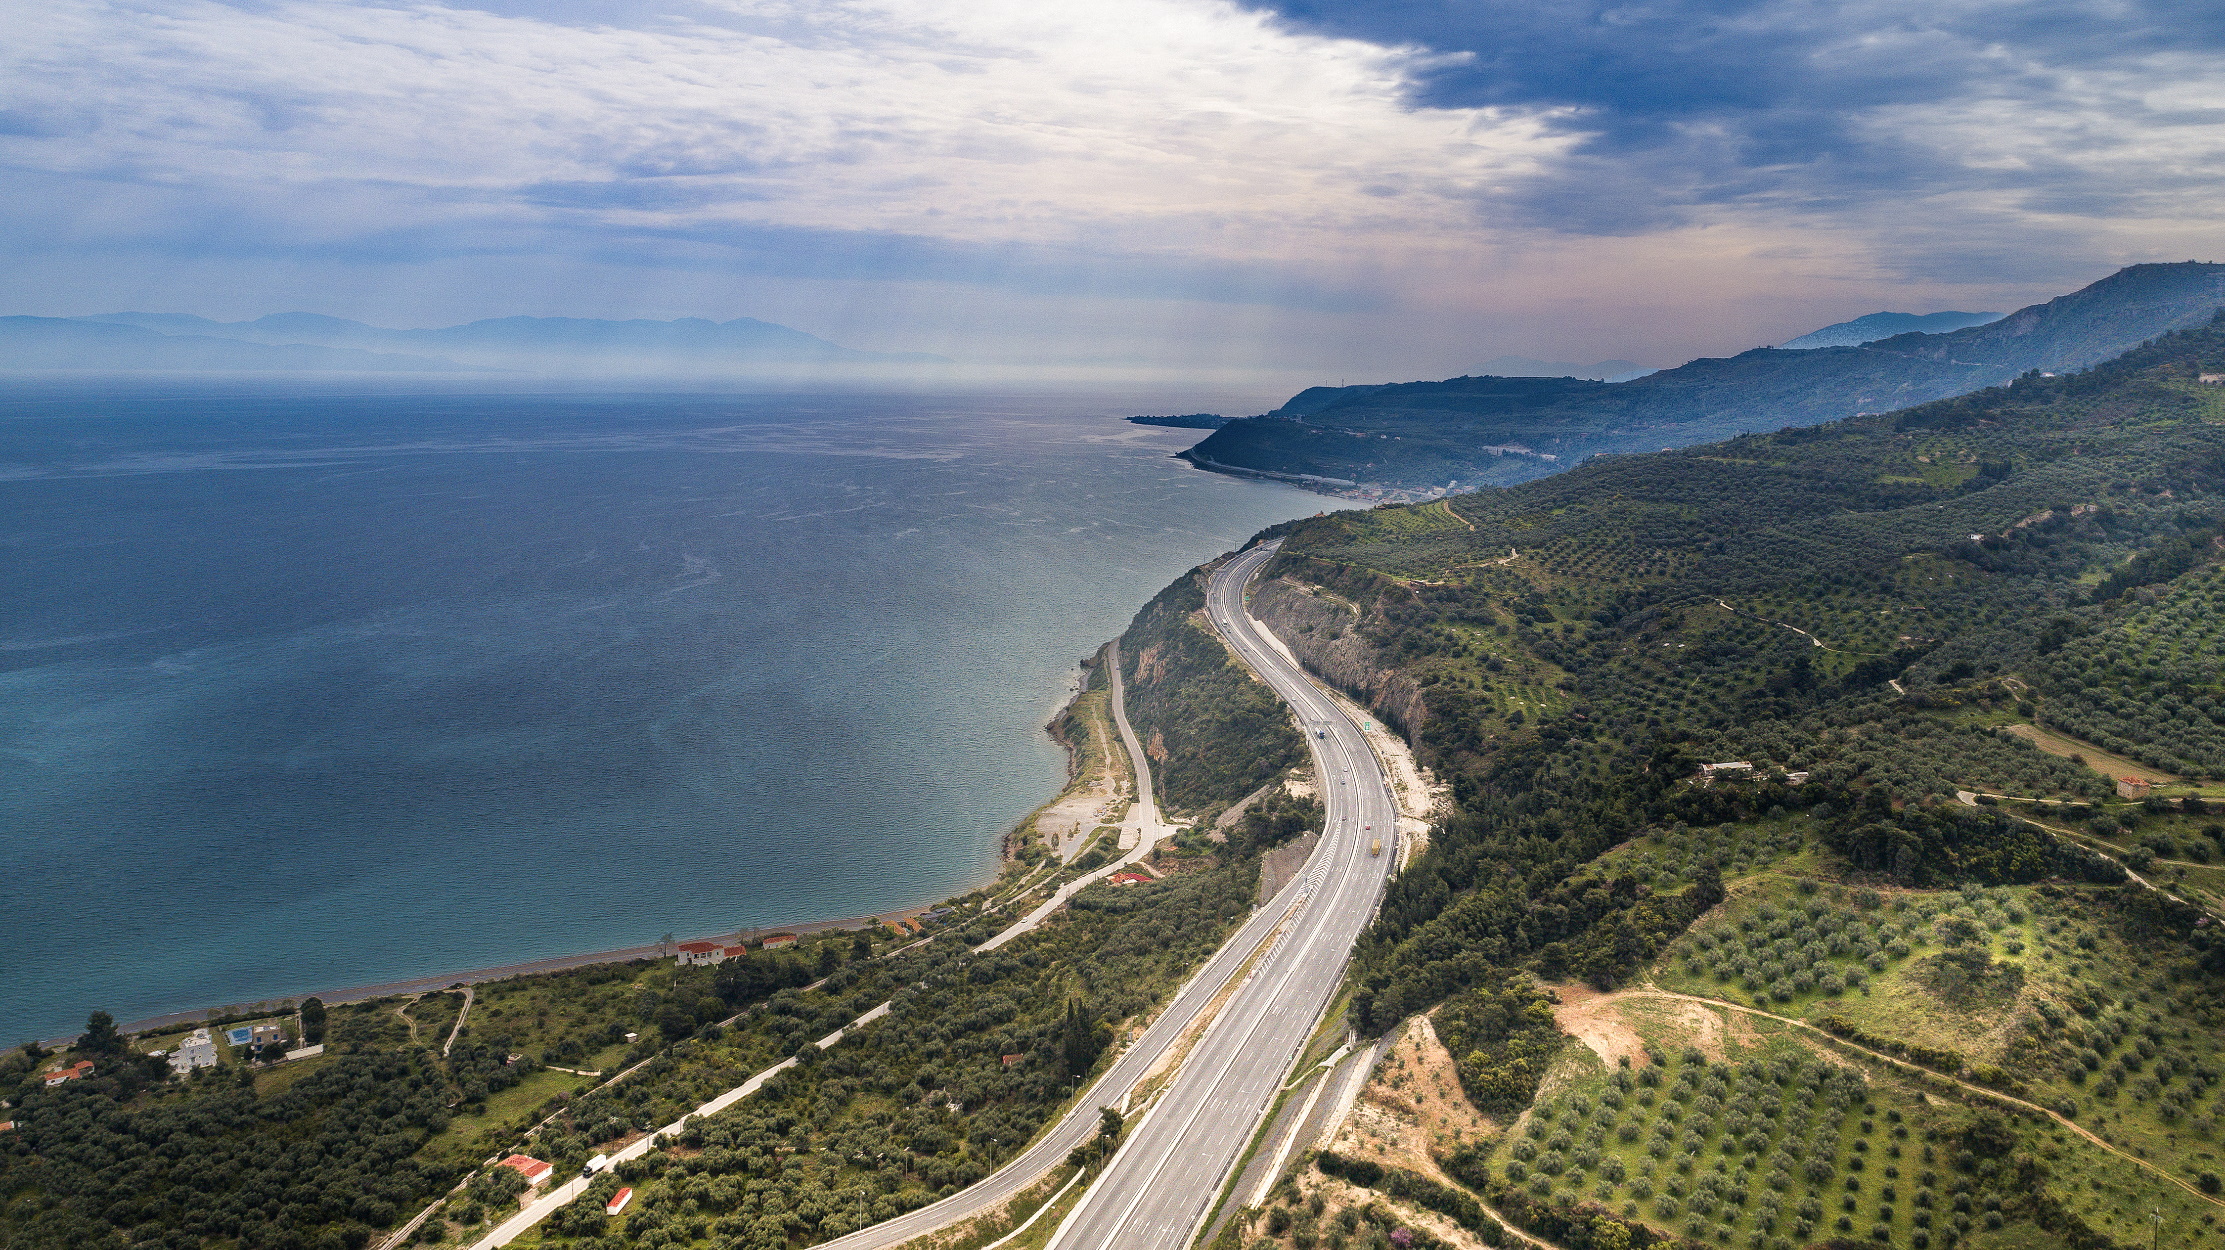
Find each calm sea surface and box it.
[0,386,1314,1039]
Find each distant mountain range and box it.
[1471,355,1657,382]
[0,312,947,373]
[1779,310,2004,349]
[1180,261,2225,492]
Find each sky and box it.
[4,0,2223,381]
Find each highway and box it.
[452,540,1398,1250]
[1044,538,1400,1250]
[815,547,1363,1250]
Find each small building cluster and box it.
[674,941,748,967]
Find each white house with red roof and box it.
[674,940,725,967]
[605,1187,633,1216]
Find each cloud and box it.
[1242,0,2225,242]
[0,0,1565,301]
[1,0,2220,373]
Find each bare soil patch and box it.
[1325,1016,1495,1183]
[1551,983,1648,1068]
[1569,986,1726,1061]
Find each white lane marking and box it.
[1053,538,1397,1249]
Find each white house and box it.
[674,940,725,967]
[169,1028,218,1075]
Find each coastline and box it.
[103,904,940,1042]
[102,660,1110,1046]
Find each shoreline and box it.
[106,904,941,1042]
[103,661,1106,1046]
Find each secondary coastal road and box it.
[974,642,1183,955]
[1045,538,1401,1250]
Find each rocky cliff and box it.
[1247,565,1427,744]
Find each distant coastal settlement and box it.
[1126,412,1230,430]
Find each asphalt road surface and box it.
[1043,538,1400,1249]
[815,547,1352,1250]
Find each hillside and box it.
[1781,311,2004,350]
[1217,312,2225,1250]
[0,317,464,372]
[1183,261,2225,494]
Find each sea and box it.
[0,385,1316,1040]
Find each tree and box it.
[1692,862,1726,912]
[657,1001,696,1042]
[1060,999,1105,1079]
[301,997,328,1045]
[79,1010,125,1056]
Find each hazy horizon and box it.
[6,0,2222,382]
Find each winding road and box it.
[472,539,1399,1250]
[1044,538,1401,1249]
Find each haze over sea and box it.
[0,386,1314,1040]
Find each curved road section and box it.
[1045,538,1400,1249]
[818,539,1395,1250]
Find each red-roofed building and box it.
[605,1187,634,1216]
[759,933,799,950]
[675,941,726,967]
[1001,1053,1024,1068]
[1109,871,1152,887]
[43,1060,94,1087]
[2117,776,2153,799]
[497,1154,554,1186]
